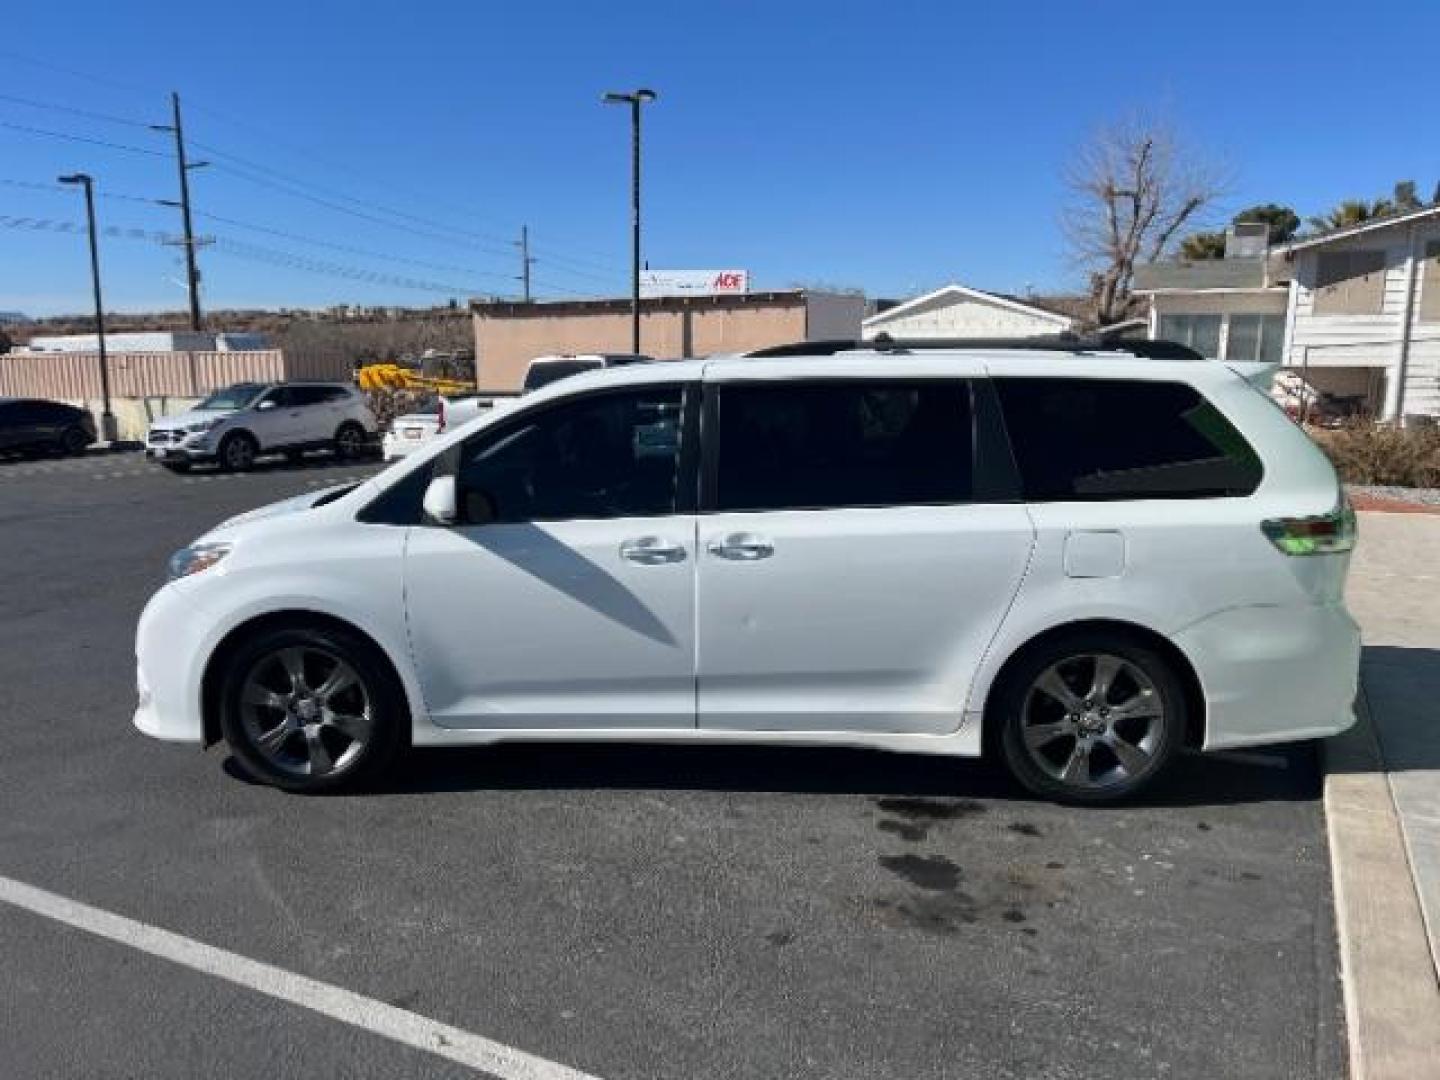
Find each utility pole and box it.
[58,173,117,442]
[516,224,534,302]
[602,88,657,353]
[152,92,209,331]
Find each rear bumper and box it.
[1174,603,1361,750]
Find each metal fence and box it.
[0,349,352,400]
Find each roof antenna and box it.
[873,331,895,351]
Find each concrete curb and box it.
[1324,686,1440,1080]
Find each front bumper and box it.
[133,582,208,745]
[146,430,217,464]
[1175,603,1361,750]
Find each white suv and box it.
[134,340,1361,802]
[146,381,379,472]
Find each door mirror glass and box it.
[422,475,458,525]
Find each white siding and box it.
[1287,219,1440,417]
[864,295,1067,339]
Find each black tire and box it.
[162,460,191,474]
[217,431,258,472]
[992,630,1187,805]
[60,425,90,456]
[218,622,408,793]
[333,421,366,460]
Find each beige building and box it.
[470,290,864,392]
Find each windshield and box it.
[196,384,264,411]
[523,360,603,392]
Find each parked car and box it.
[522,353,652,393]
[0,397,96,457]
[381,394,510,461]
[145,382,379,472]
[135,339,1360,802]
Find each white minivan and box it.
[135,339,1361,802]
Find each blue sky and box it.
[3,0,1438,317]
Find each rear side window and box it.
[993,378,1262,501]
[287,386,332,407]
[714,380,972,512]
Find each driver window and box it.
[456,387,683,523]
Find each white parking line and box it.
[0,873,601,1080]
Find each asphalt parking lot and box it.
[0,449,1344,1080]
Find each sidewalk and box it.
[1329,511,1440,1079]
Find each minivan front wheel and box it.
[218,624,406,792]
[995,633,1186,804]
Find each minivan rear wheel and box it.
[218,623,406,793]
[994,631,1186,804]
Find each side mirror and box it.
[422,475,458,525]
[256,399,277,411]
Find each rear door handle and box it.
[707,532,775,561]
[619,536,688,565]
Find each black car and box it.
[0,397,97,457]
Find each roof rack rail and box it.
[744,333,1204,362]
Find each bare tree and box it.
[1064,116,1224,326]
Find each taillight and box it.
[1261,499,1357,556]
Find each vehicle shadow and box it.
[226,735,1321,807]
[187,451,385,476]
[1329,644,1440,774]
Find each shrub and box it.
[1311,422,1440,488]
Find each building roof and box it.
[1272,203,1440,255]
[1133,258,1272,293]
[861,284,1073,330]
[471,290,812,317]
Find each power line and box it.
[0,92,151,130]
[0,213,501,297]
[0,120,168,157]
[195,209,517,284]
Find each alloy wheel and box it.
[224,437,256,470]
[238,646,372,778]
[1019,653,1165,790]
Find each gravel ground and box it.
[1347,484,1440,506]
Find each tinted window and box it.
[457,387,684,522]
[288,386,333,407]
[714,380,972,512]
[523,360,603,392]
[994,378,1262,501]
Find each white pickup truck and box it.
[382,394,511,461]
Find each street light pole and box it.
[602,88,657,353]
[58,173,117,443]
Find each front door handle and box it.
[619,536,688,565]
[707,532,775,561]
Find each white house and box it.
[862,284,1074,340]
[1135,210,1440,420]
[1273,206,1440,421]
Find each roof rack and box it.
[744,332,1204,362]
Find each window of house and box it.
[1226,313,1285,365]
[993,378,1263,501]
[1420,240,1440,322]
[1155,313,1222,358]
[714,380,973,512]
[1313,250,1387,315]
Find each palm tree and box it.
[1307,198,1394,233]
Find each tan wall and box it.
[1149,290,1288,316]
[474,305,808,391]
[0,349,352,400]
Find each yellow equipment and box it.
[356,363,473,397]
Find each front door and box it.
[403,382,698,729]
[696,375,1034,735]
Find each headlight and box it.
[168,542,232,581]
[186,419,222,433]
